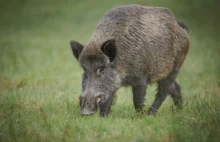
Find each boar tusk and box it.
[97,98,101,104]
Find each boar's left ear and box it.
[101,39,116,62]
[70,40,84,60]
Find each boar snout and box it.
[80,90,102,115]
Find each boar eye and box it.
[97,67,105,75]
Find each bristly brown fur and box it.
[80,5,189,84]
[71,4,190,116]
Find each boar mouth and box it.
[79,92,103,115]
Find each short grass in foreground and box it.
[0,0,220,142]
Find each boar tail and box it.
[177,21,189,33]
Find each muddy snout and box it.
[80,90,101,115]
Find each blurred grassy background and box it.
[0,0,219,142]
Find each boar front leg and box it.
[132,81,147,112]
[99,95,114,117]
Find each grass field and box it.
[0,0,220,141]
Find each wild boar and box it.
[70,5,190,117]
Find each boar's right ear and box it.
[101,39,116,62]
[70,40,84,60]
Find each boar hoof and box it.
[100,113,108,117]
[147,107,157,116]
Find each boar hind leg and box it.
[169,81,182,108]
[132,83,147,112]
[147,69,179,115]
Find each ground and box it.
[0,0,220,142]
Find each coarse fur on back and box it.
[70,4,190,116]
[80,4,189,85]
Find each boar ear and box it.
[101,39,116,62]
[70,40,84,60]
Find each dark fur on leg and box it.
[99,95,114,117]
[147,69,179,115]
[132,83,147,112]
[169,81,183,108]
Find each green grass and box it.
[0,0,220,141]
